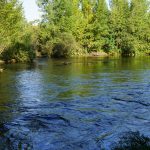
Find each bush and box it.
[1,42,35,62]
[51,33,84,58]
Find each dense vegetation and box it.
[37,0,150,57]
[0,0,150,61]
[0,0,35,62]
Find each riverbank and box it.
[1,50,150,65]
[0,51,109,64]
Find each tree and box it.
[93,0,110,51]
[126,0,150,55]
[37,0,150,57]
[0,0,24,54]
[109,0,130,53]
[38,0,85,56]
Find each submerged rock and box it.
[0,68,4,72]
[0,60,5,64]
[62,62,71,65]
[112,131,150,150]
[8,59,16,64]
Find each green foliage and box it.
[109,0,150,55]
[1,24,36,63]
[0,0,24,54]
[1,42,35,62]
[0,0,150,60]
[37,0,150,56]
[0,0,37,62]
[51,33,83,58]
[37,0,87,56]
[87,0,109,52]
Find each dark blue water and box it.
[0,57,150,150]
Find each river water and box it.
[0,57,150,150]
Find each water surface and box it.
[0,57,150,149]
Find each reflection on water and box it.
[17,71,44,107]
[0,57,150,150]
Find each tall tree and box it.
[0,0,24,54]
[127,0,150,54]
[37,0,150,56]
[93,0,109,51]
[38,0,85,52]
[109,0,130,53]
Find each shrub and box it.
[1,42,35,62]
[51,33,84,58]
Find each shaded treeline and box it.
[0,0,150,61]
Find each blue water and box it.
[0,57,150,149]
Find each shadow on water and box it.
[112,131,150,150]
[0,57,150,149]
[0,129,150,150]
[0,123,33,150]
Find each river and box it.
[0,57,150,150]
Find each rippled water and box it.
[0,57,150,150]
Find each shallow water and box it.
[0,57,150,150]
